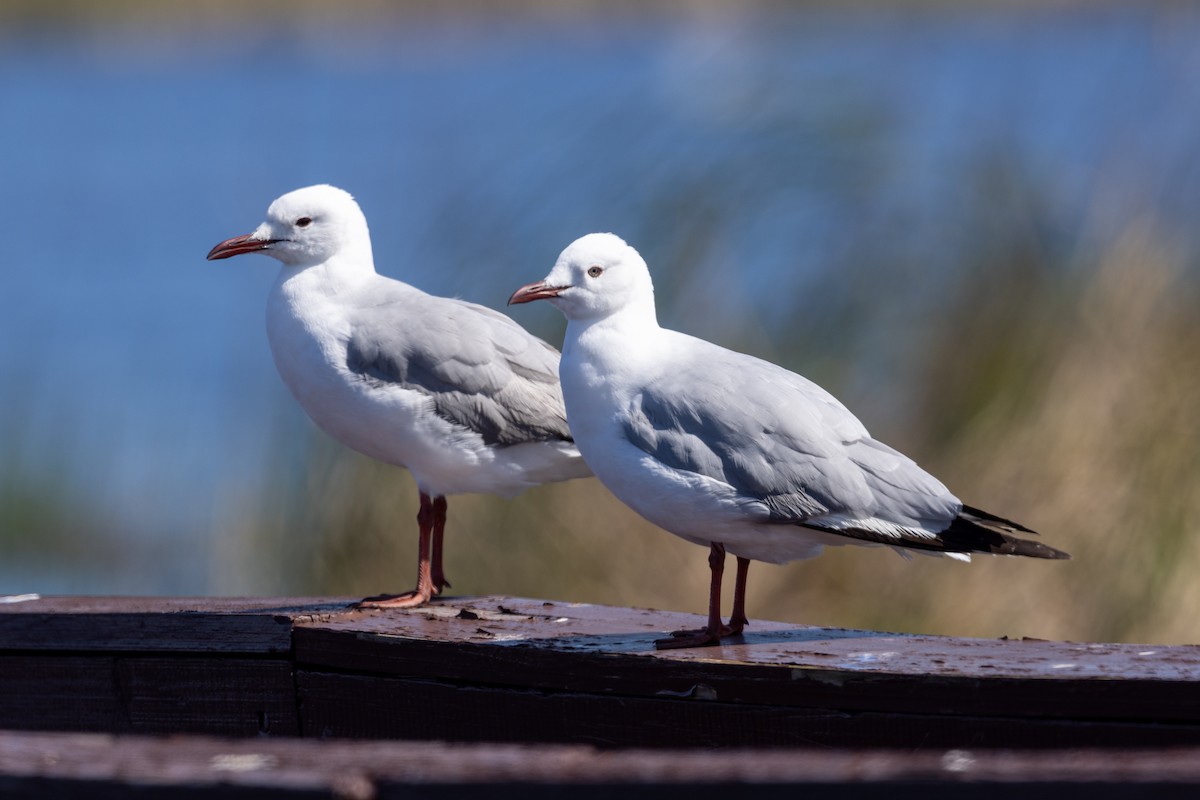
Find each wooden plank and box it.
[0,656,124,733]
[294,596,1200,726]
[0,595,356,654]
[295,669,1200,748]
[3,594,1200,749]
[0,655,299,736]
[0,596,338,741]
[0,597,326,738]
[1,731,1200,798]
[116,657,300,736]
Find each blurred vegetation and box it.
[212,188,1200,645]
[0,418,164,592]
[4,2,1199,645]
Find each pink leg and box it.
[430,496,451,595]
[355,492,438,609]
[727,556,751,635]
[656,543,730,650]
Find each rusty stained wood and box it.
[2,731,1200,799]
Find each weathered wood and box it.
[2,593,1199,749]
[0,655,298,736]
[1,731,1200,798]
[294,669,1196,748]
[292,596,1200,746]
[0,596,349,653]
[0,596,339,737]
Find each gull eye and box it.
[586,265,603,278]
[295,216,313,228]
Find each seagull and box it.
[510,232,1069,649]
[207,185,590,608]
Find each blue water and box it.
[2,5,1199,592]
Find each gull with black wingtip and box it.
[510,232,1068,649]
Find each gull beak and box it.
[508,281,567,305]
[206,233,278,261]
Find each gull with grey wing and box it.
[510,232,1068,649]
[208,185,590,608]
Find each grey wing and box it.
[345,289,573,447]
[622,338,962,538]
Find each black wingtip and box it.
[799,514,1070,560]
[944,508,1070,560]
[960,504,1038,535]
[1005,539,1071,560]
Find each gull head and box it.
[509,233,655,323]
[207,184,372,269]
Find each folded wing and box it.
[622,335,1066,559]
[345,286,574,447]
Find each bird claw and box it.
[352,590,433,610]
[655,630,722,650]
[654,624,744,650]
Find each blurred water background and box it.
[3,1,1200,643]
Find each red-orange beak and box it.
[206,234,278,261]
[508,281,567,305]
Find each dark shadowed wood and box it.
[293,596,1200,739]
[0,596,342,737]
[294,669,1199,748]
[0,655,298,736]
[2,594,1200,749]
[0,596,352,653]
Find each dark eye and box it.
[295,216,313,228]
[586,265,603,278]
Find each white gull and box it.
[207,185,590,608]
[510,232,1068,649]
